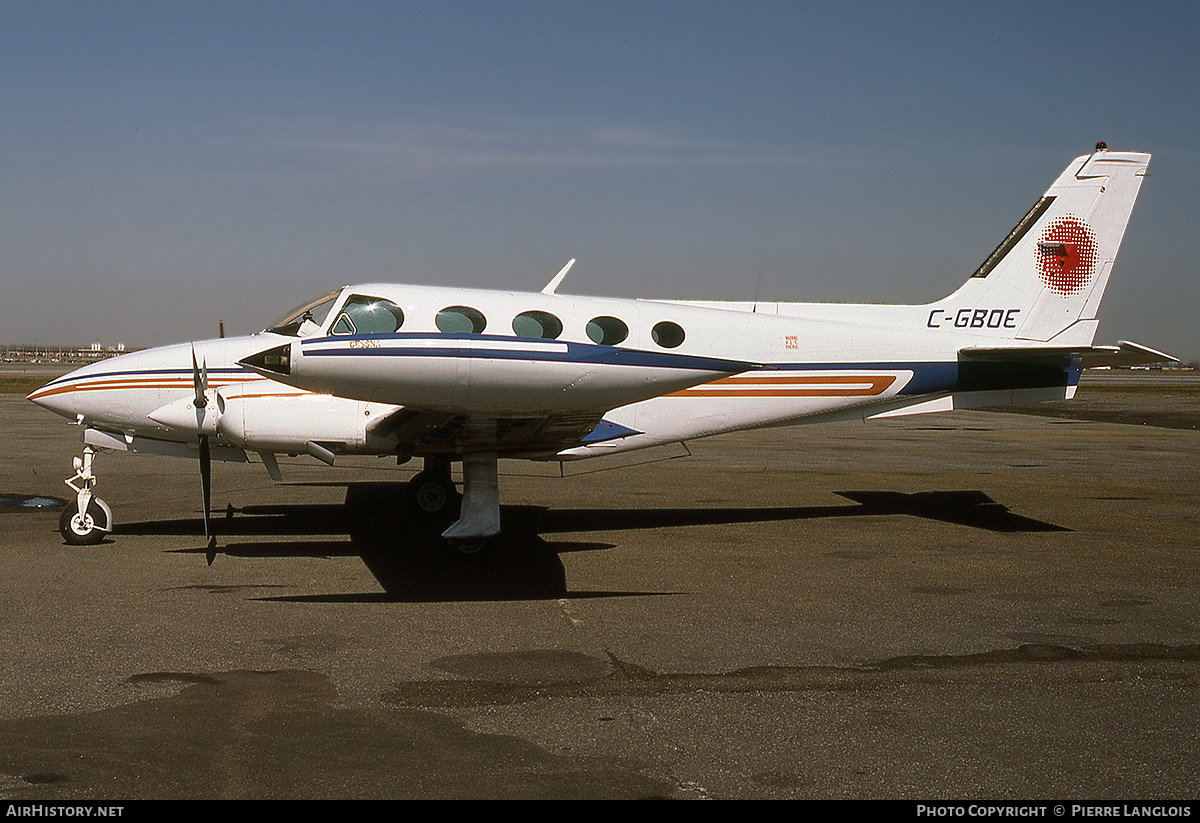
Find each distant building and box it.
[1,343,135,364]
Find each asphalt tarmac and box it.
[0,381,1197,799]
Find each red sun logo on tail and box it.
[1036,216,1098,296]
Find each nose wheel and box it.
[59,497,111,545]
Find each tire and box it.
[405,472,460,518]
[58,499,109,545]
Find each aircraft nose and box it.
[26,375,81,420]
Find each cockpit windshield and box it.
[264,289,344,337]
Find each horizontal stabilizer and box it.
[959,341,1178,369]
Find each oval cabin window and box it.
[585,316,628,346]
[512,310,564,340]
[651,321,685,348]
[435,306,487,334]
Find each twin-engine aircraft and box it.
[29,146,1173,555]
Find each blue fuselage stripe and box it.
[43,353,1076,398]
[301,333,752,373]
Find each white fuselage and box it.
[27,281,1041,465]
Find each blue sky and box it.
[2,1,1198,360]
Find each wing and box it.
[367,407,640,460]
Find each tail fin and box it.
[936,146,1150,345]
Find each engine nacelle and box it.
[147,392,221,436]
[216,392,374,455]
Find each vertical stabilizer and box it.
[936,147,1149,345]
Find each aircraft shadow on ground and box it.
[112,484,1068,602]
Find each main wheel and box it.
[58,498,110,545]
[405,472,460,518]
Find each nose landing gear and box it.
[59,444,112,545]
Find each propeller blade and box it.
[199,434,216,563]
[191,345,207,409]
[192,346,217,563]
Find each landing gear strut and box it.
[59,443,112,545]
[442,451,500,551]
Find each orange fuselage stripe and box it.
[670,374,896,398]
[28,375,269,401]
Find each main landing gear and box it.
[59,444,113,545]
[347,454,500,553]
[441,451,500,551]
[349,456,566,599]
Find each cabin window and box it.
[330,295,405,335]
[436,306,487,334]
[586,316,628,346]
[512,310,563,340]
[651,321,685,348]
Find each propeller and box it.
[191,346,217,563]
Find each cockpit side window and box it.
[330,295,405,335]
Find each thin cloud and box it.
[235,118,812,177]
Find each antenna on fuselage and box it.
[541,259,575,295]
